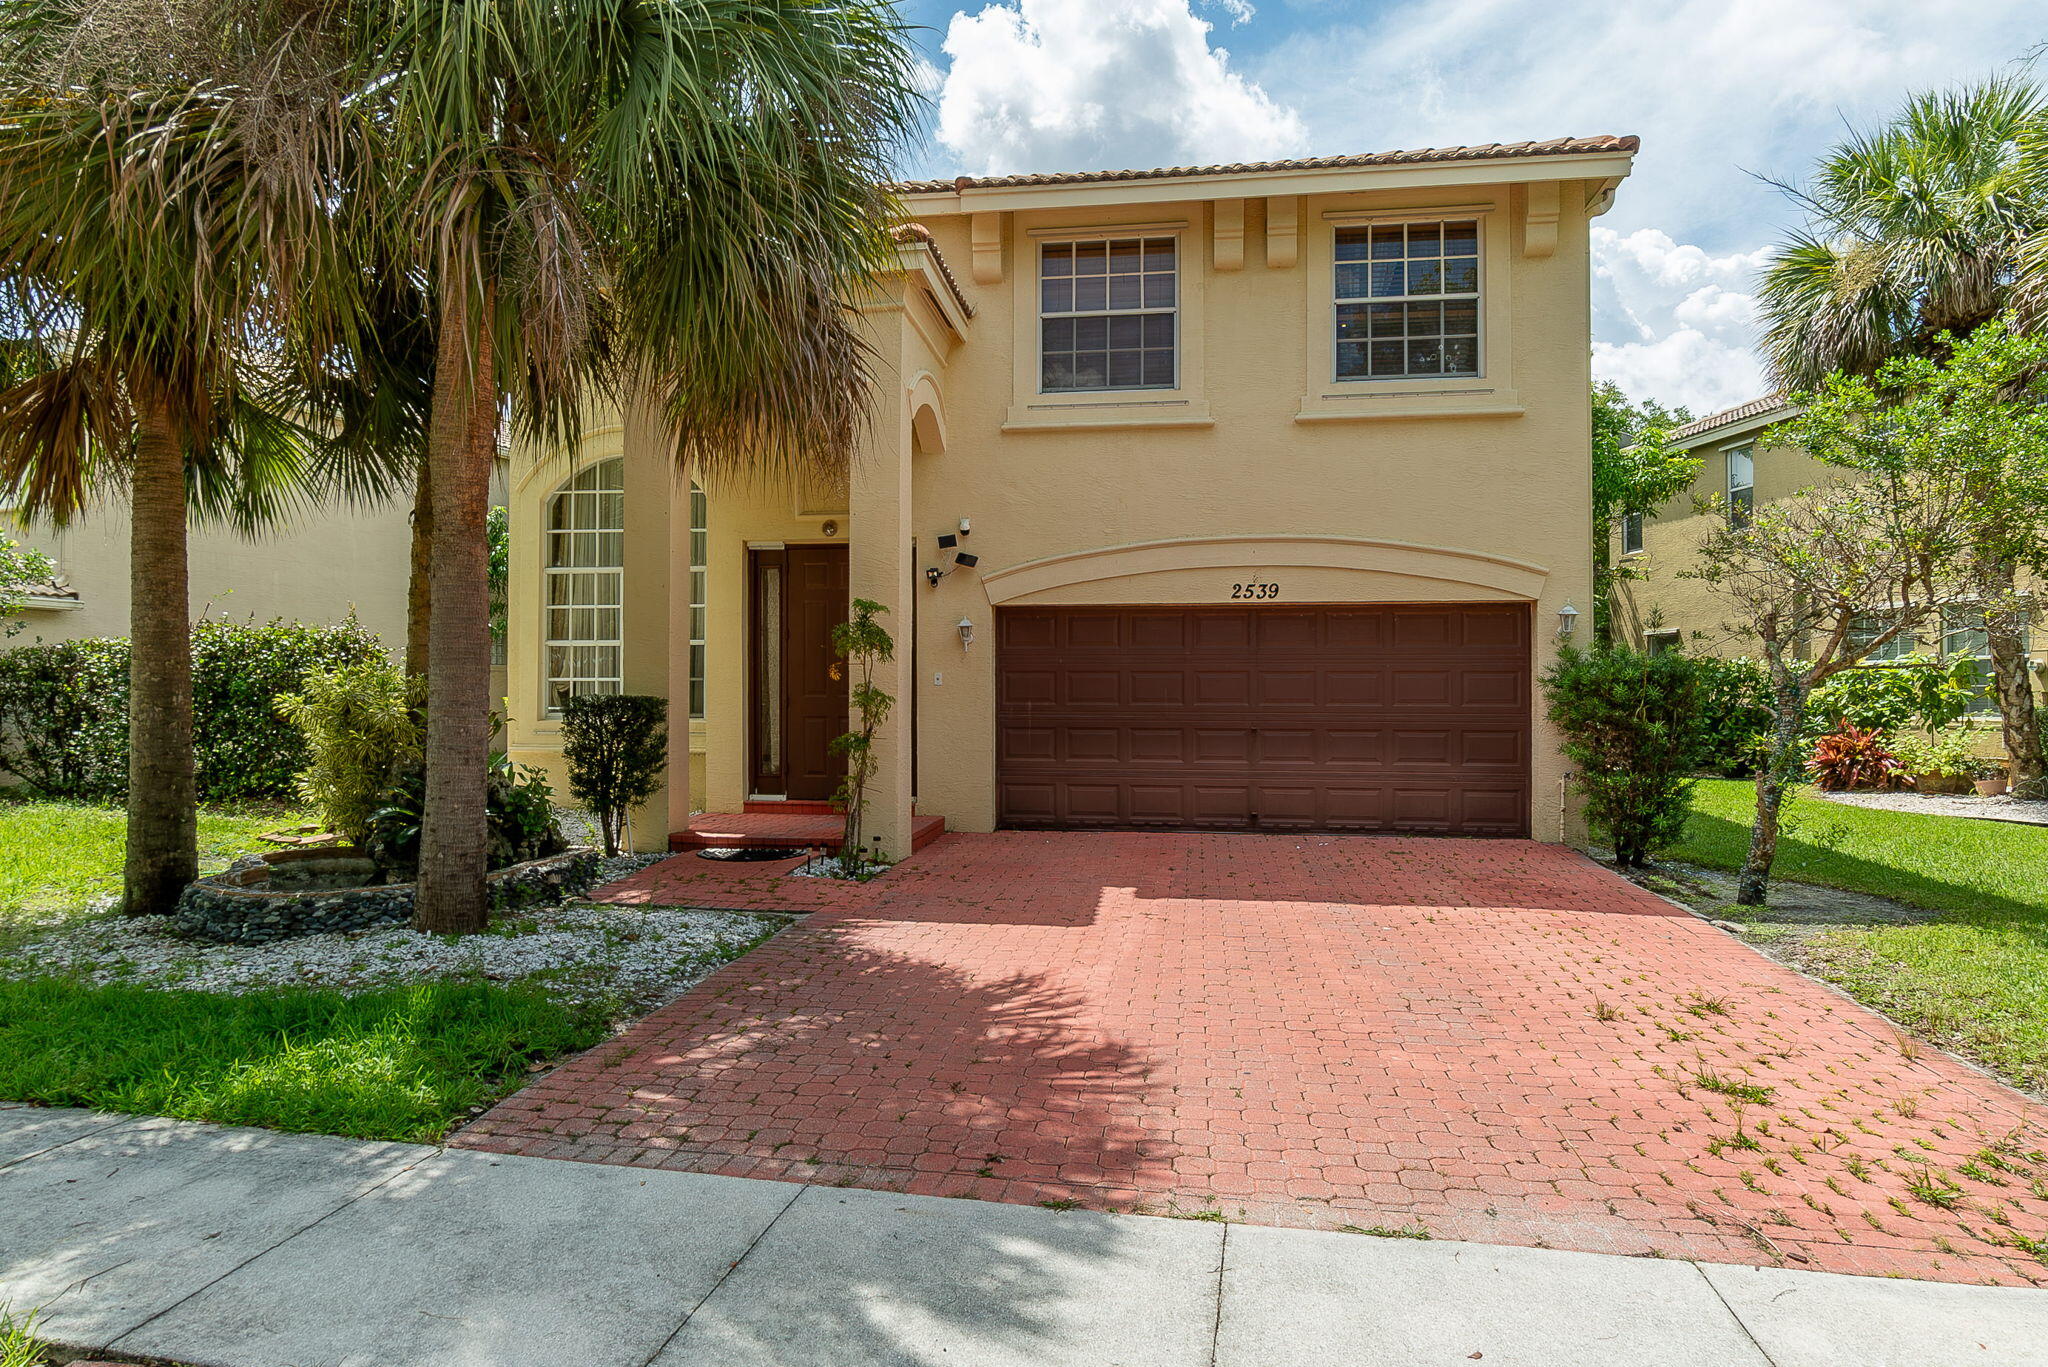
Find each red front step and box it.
[743,799,838,816]
[670,810,945,854]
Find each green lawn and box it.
[1672,779,2048,1092]
[0,978,607,1142]
[0,798,308,926]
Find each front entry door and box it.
[749,545,849,800]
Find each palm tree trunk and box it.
[413,286,496,934]
[405,452,432,677]
[124,394,198,915]
[1977,554,2043,797]
[1736,681,1806,906]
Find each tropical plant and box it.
[1691,655,1775,777]
[0,534,55,635]
[486,505,511,652]
[1592,381,1698,644]
[1806,725,1911,792]
[277,660,422,846]
[352,0,922,932]
[1803,654,1976,737]
[1542,645,1707,868]
[365,754,562,882]
[1888,726,1997,782]
[559,693,668,857]
[829,599,895,876]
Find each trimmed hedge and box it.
[0,616,386,802]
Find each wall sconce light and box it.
[958,618,976,647]
[1556,602,1580,640]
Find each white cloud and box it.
[933,0,1306,176]
[1591,227,1770,414]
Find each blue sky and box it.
[890,0,2042,415]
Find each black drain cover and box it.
[696,846,812,862]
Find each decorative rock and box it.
[171,848,602,944]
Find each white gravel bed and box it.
[0,900,787,1014]
[1814,788,2048,825]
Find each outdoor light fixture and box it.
[958,618,976,647]
[1556,602,1580,640]
[924,566,944,588]
[954,552,979,569]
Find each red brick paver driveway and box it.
[456,834,2048,1286]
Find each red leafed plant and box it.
[1806,724,1913,791]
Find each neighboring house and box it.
[504,135,1641,854]
[1610,395,2035,718]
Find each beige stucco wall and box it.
[5,496,413,647]
[503,160,1622,849]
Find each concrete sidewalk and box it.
[2,1105,2044,1367]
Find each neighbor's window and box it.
[543,457,624,714]
[689,481,707,720]
[1942,605,2026,714]
[1621,511,1645,555]
[1039,237,1177,392]
[1725,444,1755,528]
[1645,629,1680,657]
[1334,220,1480,382]
[1847,609,1913,663]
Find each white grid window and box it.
[1335,220,1480,381]
[544,458,623,714]
[1726,445,1755,528]
[1621,511,1645,555]
[1943,606,2026,714]
[689,482,707,719]
[1848,610,1914,663]
[1039,237,1176,392]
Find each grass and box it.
[0,1312,44,1367]
[0,798,308,927]
[0,978,608,1142]
[1671,779,2048,1092]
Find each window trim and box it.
[1034,233,1181,397]
[1724,441,1756,528]
[1621,511,1645,556]
[541,457,625,718]
[1329,216,1484,386]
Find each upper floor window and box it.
[1334,220,1480,382]
[1726,444,1755,528]
[1621,511,1645,555]
[1039,237,1176,392]
[1848,609,1913,662]
[544,457,623,715]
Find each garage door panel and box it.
[997,605,1529,836]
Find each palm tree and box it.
[0,8,385,912]
[358,0,922,931]
[1757,78,2048,796]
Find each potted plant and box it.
[1887,727,1979,796]
[1973,759,2010,798]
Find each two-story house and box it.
[501,136,1639,855]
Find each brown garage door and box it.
[996,604,1530,835]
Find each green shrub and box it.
[1543,644,1707,868]
[0,616,384,802]
[277,661,422,844]
[560,694,668,855]
[1690,655,1774,777]
[1804,654,1974,736]
[1888,726,1997,781]
[365,754,564,880]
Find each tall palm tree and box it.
[1757,78,2048,796]
[0,6,385,912]
[358,0,922,931]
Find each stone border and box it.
[171,848,601,945]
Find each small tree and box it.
[0,535,56,636]
[1592,381,1699,645]
[1543,645,1706,868]
[277,661,422,847]
[829,599,894,875]
[1687,481,1968,903]
[559,694,668,857]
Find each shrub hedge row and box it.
[0,616,385,802]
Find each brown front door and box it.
[750,545,849,800]
[995,604,1531,836]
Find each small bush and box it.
[277,661,422,845]
[1543,645,1707,867]
[0,616,384,801]
[1804,655,1974,737]
[1691,656,1774,777]
[559,693,668,856]
[365,754,564,880]
[1887,726,1996,781]
[1806,724,1910,791]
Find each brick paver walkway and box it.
[456,834,2048,1286]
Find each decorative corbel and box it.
[1214,199,1245,271]
[1265,195,1298,269]
[1522,182,1560,260]
[970,211,1003,285]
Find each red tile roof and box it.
[1667,394,1793,443]
[891,135,1639,195]
[889,223,974,318]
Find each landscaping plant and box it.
[1691,656,1775,777]
[1887,727,1996,785]
[0,535,55,636]
[1542,644,1707,867]
[1805,724,1911,791]
[829,599,895,876]
[1803,654,1976,737]
[1591,381,1697,644]
[277,660,423,846]
[559,693,668,857]
[365,755,563,885]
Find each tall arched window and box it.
[544,458,624,713]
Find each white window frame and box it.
[1725,442,1755,528]
[542,458,624,716]
[1331,217,1483,385]
[688,481,707,720]
[1035,234,1179,395]
[1847,609,1913,663]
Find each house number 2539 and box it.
[1230,581,1281,600]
